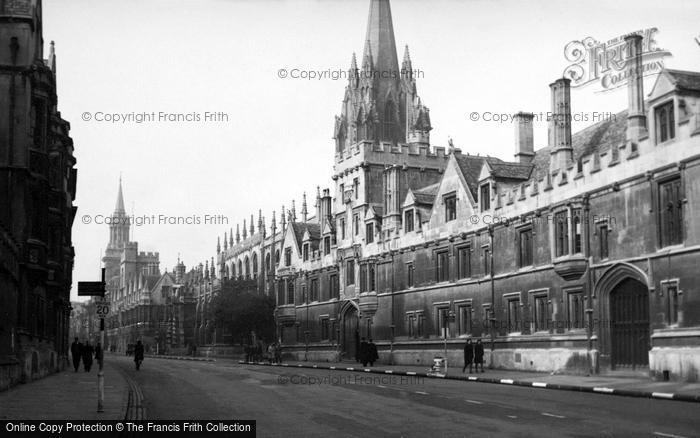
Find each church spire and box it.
[115,175,126,214]
[364,0,399,81]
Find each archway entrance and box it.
[341,304,359,361]
[610,278,649,368]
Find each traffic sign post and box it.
[79,268,107,413]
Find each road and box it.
[111,355,698,438]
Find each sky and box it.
[41,0,700,301]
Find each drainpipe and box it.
[583,195,594,374]
[488,225,496,368]
[390,251,395,366]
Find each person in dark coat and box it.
[82,341,94,372]
[134,340,145,370]
[462,339,474,373]
[359,337,369,367]
[367,339,378,367]
[474,339,485,372]
[70,338,82,372]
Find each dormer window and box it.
[655,101,675,143]
[284,247,292,266]
[365,223,374,243]
[444,193,457,222]
[323,236,331,255]
[302,243,309,261]
[480,183,491,211]
[404,209,414,233]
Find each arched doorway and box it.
[341,303,359,361]
[610,278,649,368]
[594,263,651,370]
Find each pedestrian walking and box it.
[82,341,94,372]
[462,339,474,373]
[70,338,82,372]
[474,339,485,373]
[359,337,369,367]
[134,340,145,370]
[367,339,378,366]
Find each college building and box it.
[214,0,700,380]
[0,0,77,389]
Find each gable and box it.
[649,71,676,102]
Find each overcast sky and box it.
[42,0,700,301]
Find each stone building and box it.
[0,0,77,389]
[216,0,700,380]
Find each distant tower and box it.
[103,177,130,281]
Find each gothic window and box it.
[406,262,415,288]
[284,247,292,266]
[480,183,491,211]
[554,211,569,257]
[655,101,675,144]
[457,245,471,279]
[382,100,396,140]
[518,227,533,268]
[572,208,582,254]
[435,250,449,283]
[266,253,271,272]
[252,253,258,279]
[658,176,683,247]
[444,193,457,222]
[365,223,374,243]
[245,256,250,279]
[323,236,331,255]
[329,274,339,299]
[237,260,243,279]
[346,260,355,285]
[566,290,584,330]
[404,209,414,233]
[457,303,472,336]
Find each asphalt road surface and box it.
[111,355,699,438]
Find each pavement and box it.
[237,359,700,403]
[0,359,130,420]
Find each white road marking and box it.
[507,415,517,419]
[346,367,354,371]
[329,366,336,370]
[653,432,688,438]
[364,369,371,372]
[467,376,478,381]
[415,391,429,395]
[532,382,547,388]
[593,387,614,393]
[384,370,393,374]
[652,392,674,399]
[500,379,514,384]
[541,412,565,419]
[406,371,417,375]
[465,399,483,405]
[377,385,387,389]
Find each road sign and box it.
[78,281,105,297]
[96,303,110,317]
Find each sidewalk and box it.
[0,361,129,420]
[241,359,700,403]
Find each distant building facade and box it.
[103,181,195,354]
[0,0,77,390]
[216,0,700,380]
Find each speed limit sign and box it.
[96,303,110,317]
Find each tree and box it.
[210,279,276,345]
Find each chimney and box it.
[549,78,573,172]
[625,34,647,143]
[514,112,534,164]
[320,189,332,223]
